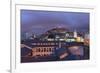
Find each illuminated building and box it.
[76,37,84,42]
[84,33,90,45]
[65,37,76,42]
[22,41,59,57]
[32,46,54,57]
[74,30,77,38]
[21,27,85,58]
[40,27,76,42]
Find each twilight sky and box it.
[21,10,89,35]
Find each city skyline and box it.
[21,10,89,36]
[21,9,90,62]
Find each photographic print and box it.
[21,9,90,63]
[11,0,96,72]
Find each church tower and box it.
[74,30,77,38]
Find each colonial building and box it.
[31,40,67,57]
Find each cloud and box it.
[21,10,89,34]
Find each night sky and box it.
[21,10,89,35]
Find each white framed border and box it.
[11,2,96,73]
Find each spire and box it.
[74,29,77,38]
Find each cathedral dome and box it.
[47,27,69,34]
